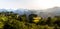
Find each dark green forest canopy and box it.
[0,12,59,29]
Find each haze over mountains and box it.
[44,7,60,17]
[0,7,60,18]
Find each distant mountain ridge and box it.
[0,7,60,18]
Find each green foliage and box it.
[21,14,27,21]
[0,12,59,29]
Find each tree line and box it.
[0,12,59,29]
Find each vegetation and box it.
[0,12,60,29]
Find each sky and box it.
[0,0,60,9]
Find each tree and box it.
[29,14,37,23]
[46,17,52,26]
[21,14,27,22]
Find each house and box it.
[33,16,41,23]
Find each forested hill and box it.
[0,8,60,29]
